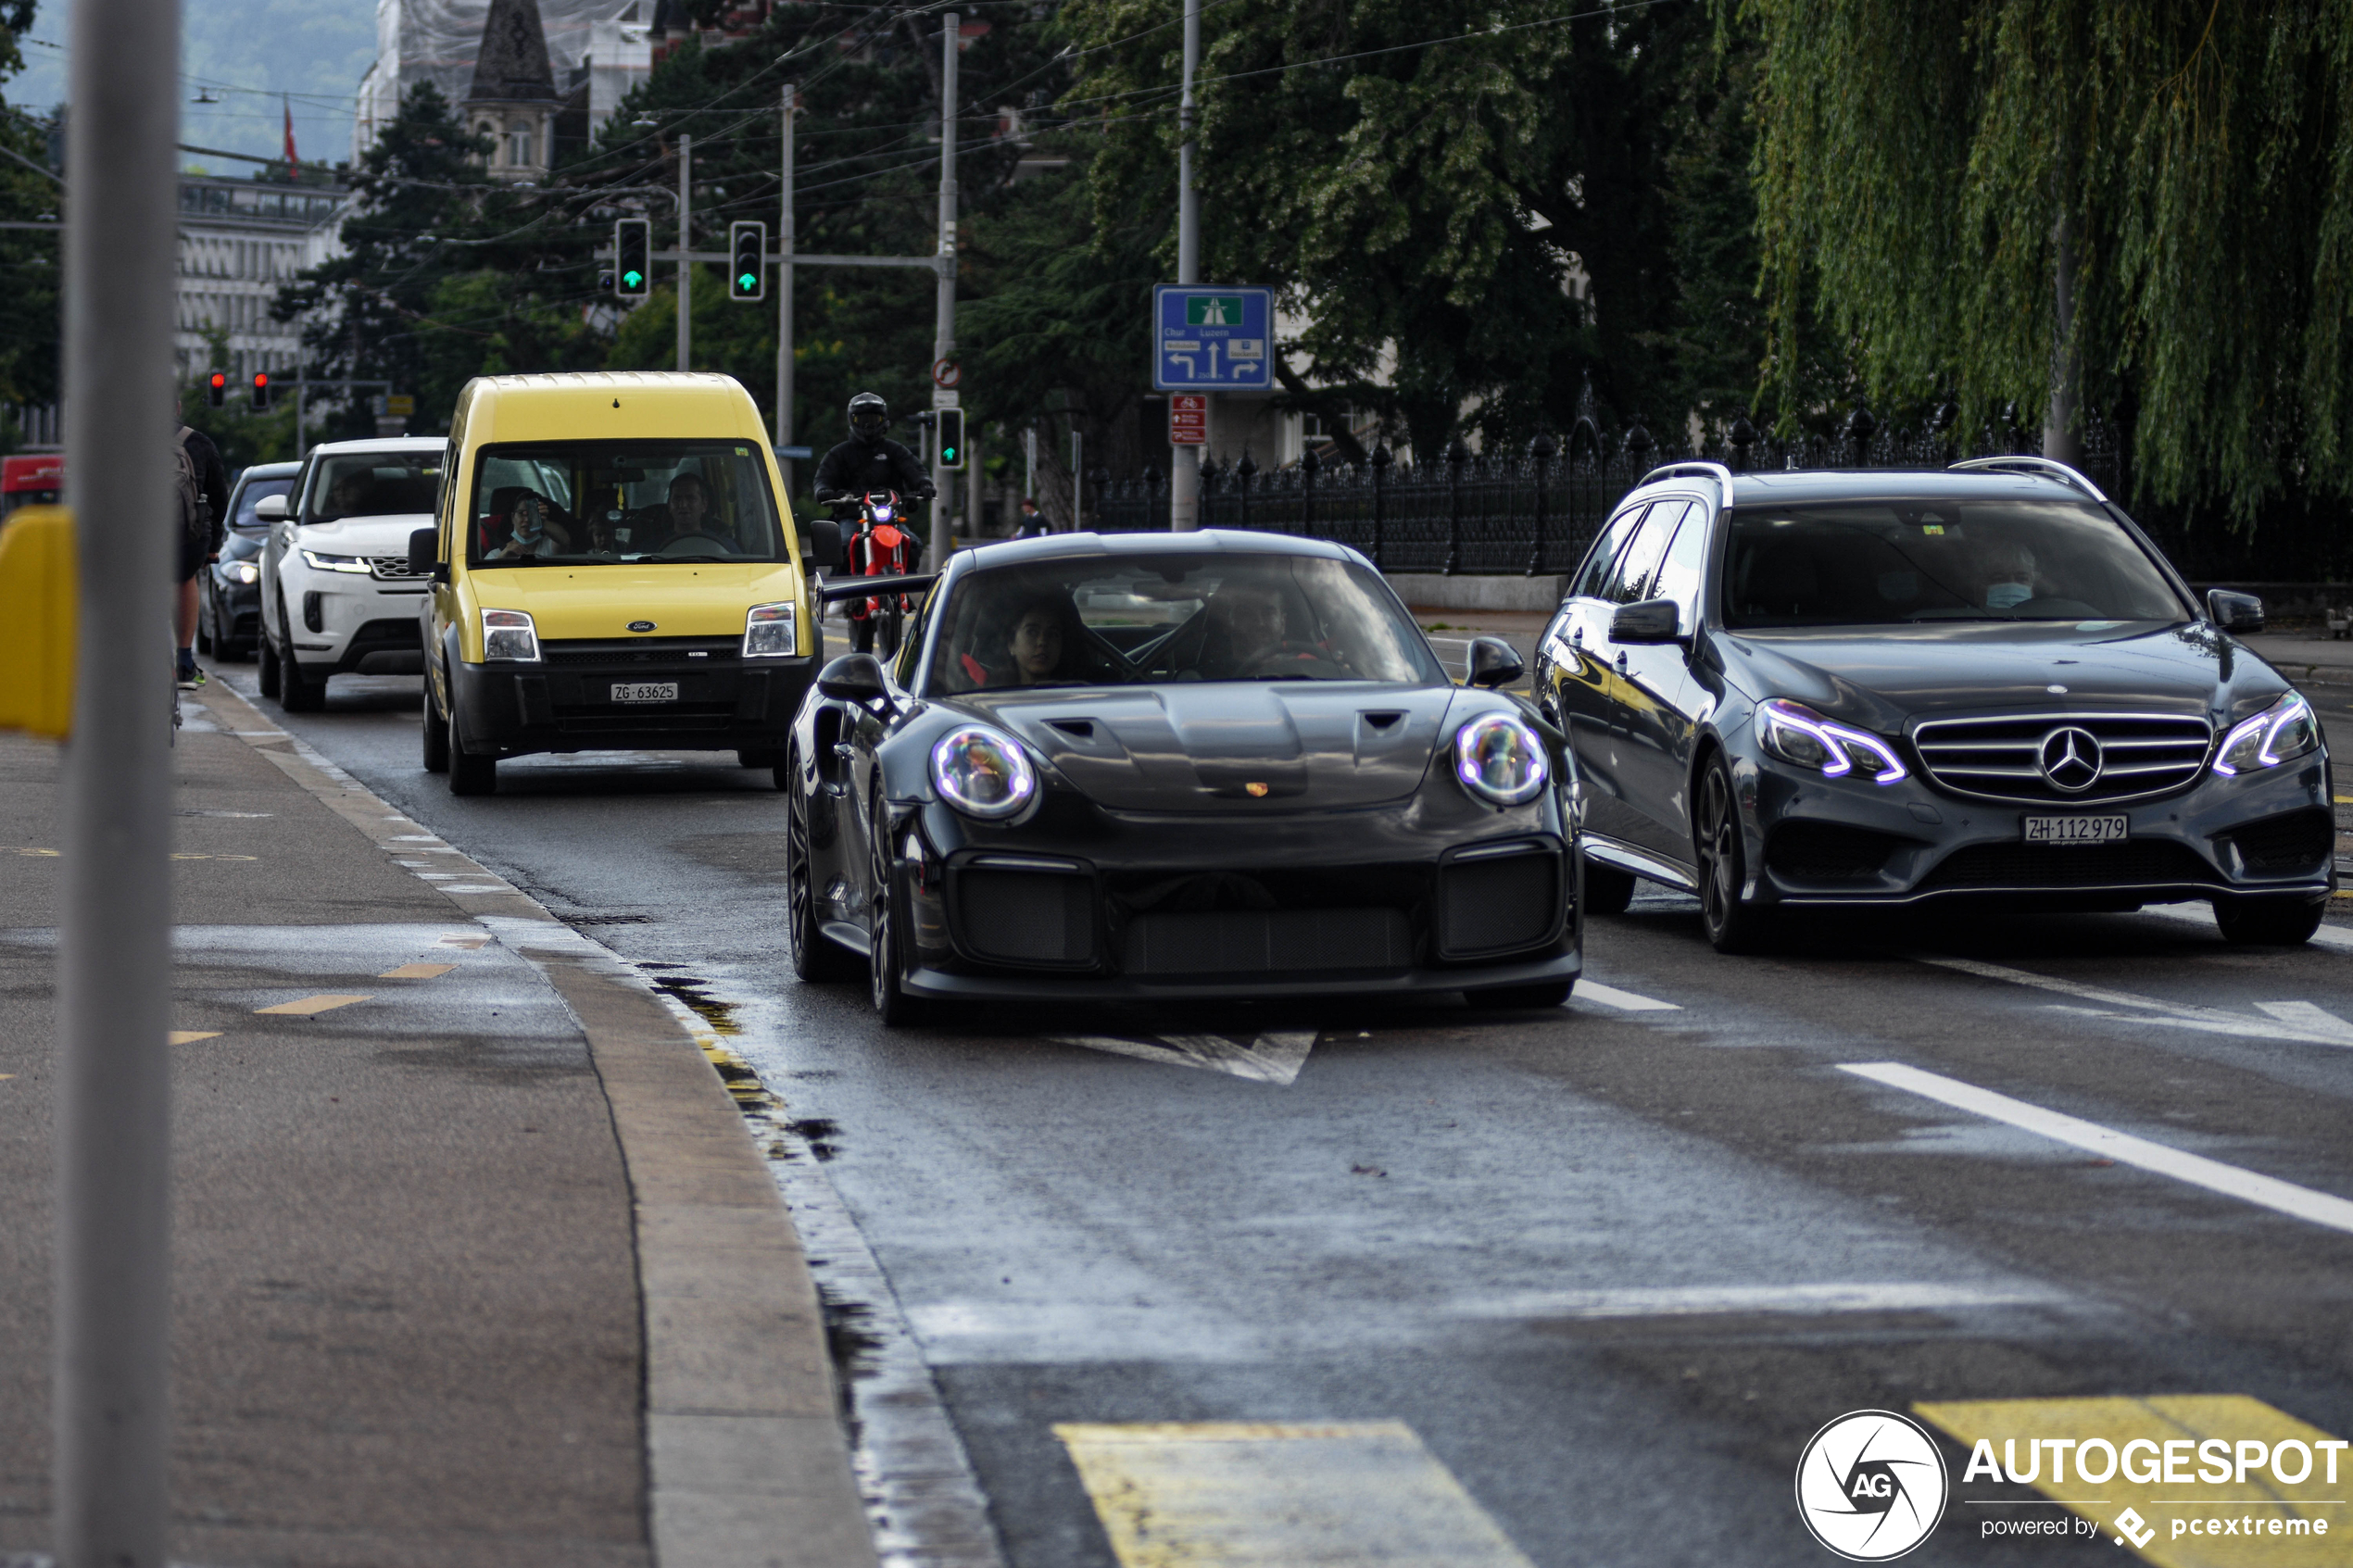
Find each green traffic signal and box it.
[729,221,766,302]
[622,269,645,290]
[937,408,965,470]
[613,218,652,301]
[738,272,758,292]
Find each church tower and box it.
[464,0,561,182]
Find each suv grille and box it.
[366,556,434,581]
[1910,711,2212,805]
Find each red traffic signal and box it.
[250,371,271,410]
[206,371,227,408]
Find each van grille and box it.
[1911,712,2212,804]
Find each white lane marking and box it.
[1840,1060,2353,1236]
[1454,1281,2063,1320]
[2145,899,2353,952]
[1047,1030,1317,1085]
[2257,1000,2353,1042]
[1924,954,2353,1045]
[1573,980,1680,1011]
[2043,1003,2353,1047]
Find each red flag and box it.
[283,97,297,166]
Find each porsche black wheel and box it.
[1584,860,1636,916]
[2215,894,2326,947]
[1695,755,1769,954]
[421,671,449,774]
[1466,981,1572,1010]
[786,750,858,982]
[866,790,928,1025]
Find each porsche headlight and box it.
[299,547,371,575]
[1757,697,1907,784]
[2214,692,2317,776]
[1454,712,1549,806]
[743,600,798,659]
[481,608,540,663]
[931,725,1037,819]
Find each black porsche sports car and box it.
[784,530,1583,1022]
[1534,456,2333,951]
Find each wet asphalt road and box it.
[207,654,2353,1567]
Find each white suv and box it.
[258,437,446,711]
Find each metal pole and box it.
[1071,424,1083,532]
[675,132,691,373]
[775,85,796,493]
[60,0,179,1556]
[1170,0,1202,532]
[295,360,306,459]
[1025,421,1036,500]
[931,13,958,565]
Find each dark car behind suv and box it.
[1535,457,2331,951]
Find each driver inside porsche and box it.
[1195,583,1290,678]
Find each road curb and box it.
[190,682,878,1568]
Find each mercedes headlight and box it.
[931,725,1037,819]
[1757,697,1907,784]
[481,608,540,663]
[225,560,258,584]
[2215,692,2317,776]
[743,600,798,659]
[1454,712,1549,806]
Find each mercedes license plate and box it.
[610,682,678,704]
[2023,814,2127,846]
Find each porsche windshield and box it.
[465,440,787,566]
[1721,500,2190,628]
[926,552,1446,694]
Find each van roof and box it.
[454,371,769,445]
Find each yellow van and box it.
[409,371,839,795]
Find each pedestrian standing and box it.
[173,413,230,689]
[1013,496,1049,539]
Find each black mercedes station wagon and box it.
[1533,457,2333,952]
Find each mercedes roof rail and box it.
[1637,461,1735,503]
[1945,455,2108,505]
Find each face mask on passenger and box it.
[1986,581,2032,610]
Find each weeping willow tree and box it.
[1742,1,2353,519]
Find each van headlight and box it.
[743,600,797,658]
[300,547,371,575]
[2215,692,2317,776]
[931,725,1037,819]
[481,608,540,663]
[1454,712,1549,806]
[1758,697,1907,784]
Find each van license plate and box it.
[610,682,678,703]
[2023,815,2127,846]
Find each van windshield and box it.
[466,440,787,567]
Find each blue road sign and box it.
[1153,285,1273,392]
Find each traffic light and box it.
[207,371,227,408]
[613,218,651,299]
[936,408,964,470]
[729,220,765,302]
[250,371,271,411]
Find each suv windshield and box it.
[466,440,786,567]
[302,453,443,522]
[1721,500,2189,628]
[926,552,1445,694]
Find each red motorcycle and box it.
[844,490,921,655]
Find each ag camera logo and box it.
[1796,1410,1949,1561]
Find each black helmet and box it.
[849,392,889,445]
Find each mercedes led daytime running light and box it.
[931,725,1038,820]
[481,608,540,663]
[743,601,798,659]
[300,548,372,575]
[1758,698,1907,784]
[2214,692,2318,776]
[1454,712,1549,806]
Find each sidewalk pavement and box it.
[0,682,873,1566]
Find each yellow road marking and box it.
[1917,1396,2353,1565]
[378,962,456,980]
[254,994,371,1016]
[168,1031,220,1045]
[2335,796,2353,805]
[4,847,58,856]
[168,852,258,861]
[1053,1420,1535,1566]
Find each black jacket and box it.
[812,436,933,506]
[182,427,231,553]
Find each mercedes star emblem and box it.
[2038,725,2104,793]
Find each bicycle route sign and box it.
[1153,285,1272,392]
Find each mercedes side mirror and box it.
[801,519,845,571]
[408,527,440,577]
[1466,635,1525,688]
[2208,589,2264,634]
[1611,596,1683,645]
[817,651,890,705]
[252,494,289,523]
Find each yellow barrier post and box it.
[0,505,76,739]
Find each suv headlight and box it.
[931,725,1037,819]
[2215,692,2317,776]
[299,547,371,575]
[1757,697,1907,784]
[743,600,797,658]
[1454,712,1549,806]
[481,608,540,663]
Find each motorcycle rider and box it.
[812,392,935,514]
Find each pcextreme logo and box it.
[1796,1410,1951,1561]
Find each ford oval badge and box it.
[627,621,657,633]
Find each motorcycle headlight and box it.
[226,560,258,584]
[931,725,1037,819]
[743,600,797,659]
[481,608,540,663]
[299,547,372,575]
[2214,692,2318,776]
[1454,712,1549,806]
[1757,697,1907,784]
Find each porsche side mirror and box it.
[1466,635,1525,688]
[801,519,845,570]
[252,494,289,523]
[1611,597,1683,645]
[817,651,890,705]
[2208,588,2264,634]
[408,527,440,576]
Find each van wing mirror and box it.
[817,651,890,705]
[1466,635,1525,688]
[2208,589,2264,634]
[1610,597,1683,644]
[802,519,845,570]
[408,526,443,581]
